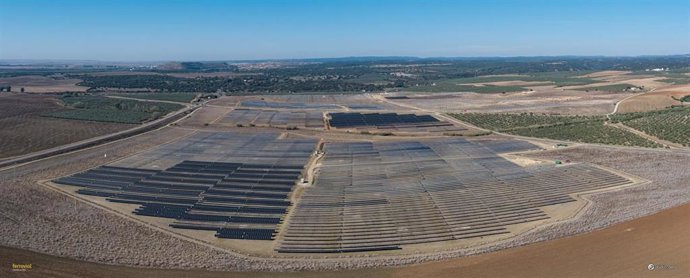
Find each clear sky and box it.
[0,0,688,61]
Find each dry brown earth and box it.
[0,75,88,93]
[0,94,131,159]
[617,84,690,112]
[390,86,633,115]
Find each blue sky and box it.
[0,0,688,61]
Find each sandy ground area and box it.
[0,75,88,93]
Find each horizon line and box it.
[1,53,689,65]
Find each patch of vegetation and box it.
[450,113,601,131]
[44,95,183,124]
[450,112,660,148]
[508,120,661,148]
[76,74,383,94]
[681,95,690,102]
[523,71,600,87]
[112,92,198,103]
[658,78,690,85]
[574,83,642,92]
[610,107,690,146]
[407,83,528,93]
[452,72,596,85]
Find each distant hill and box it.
[155,62,238,72]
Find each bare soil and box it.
[0,75,88,93]
[0,94,131,159]
[390,85,633,115]
[617,84,690,112]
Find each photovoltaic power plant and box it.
[328,112,465,133]
[53,131,318,241]
[221,109,324,129]
[329,112,439,128]
[276,138,632,253]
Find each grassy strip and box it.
[44,95,183,124]
[449,113,602,131]
[407,84,528,93]
[573,83,641,92]
[416,72,600,91]
[111,92,198,103]
[659,78,690,85]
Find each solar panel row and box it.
[328,112,466,133]
[216,228,275,240]
[54,158,310,241]
[277,138,632,253]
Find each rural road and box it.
[0,103,199,170]
[606,88,655,119]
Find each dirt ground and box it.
[617,84,690,113]
[0,94,131,159]
[578,70,631,78]
[0,75,88,93]
[2,201,687,278]
[176,105,232,128]
[390,85,632,115]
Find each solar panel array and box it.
[470,139,542,153]
[110,132,317,170]
[54,161,305,240]
[277,139,631,253]
[222,109,324,129]
[54,132,318,241]
[328,112,466,133]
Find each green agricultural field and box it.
[659,78,690,85]
[633,70,690,85]
[573,83,641,92]
[455,72,599,86]
[408,83,528,93]
[449,112,601,131]
[525,71,600,87]
[611,107,690,147]
[409,71,601,93]
[112,92,198,103]
[44,95,184,124]
[450,112,660,148]
[509,120,661,148]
